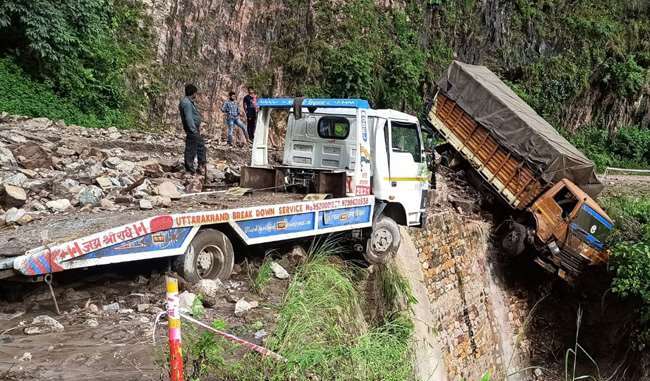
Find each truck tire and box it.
[501,222,526,257]
[175,229,235,283]
[364,217,401,264]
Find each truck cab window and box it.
[391,121,421,162]
[318,117,350,139]
[553,187,578,218]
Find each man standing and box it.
[179,84,206,174]
[243,87,258,141]
[221,91,250,146]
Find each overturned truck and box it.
[426,61,613,282]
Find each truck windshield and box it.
[571,204,613,249]
[391,122,421,162]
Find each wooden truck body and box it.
[427,62,613,281]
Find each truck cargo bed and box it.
[430,94,544,209]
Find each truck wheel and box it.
[501,222,526,256]
[364,217,401,264]
[175,229,235,283]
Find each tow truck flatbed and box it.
[0,191,374,279]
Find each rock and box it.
[534,368,543,377]
[52,178,80,196]
[159,158,181,172]
[288,245,307,264]
[87,304,99,314]
[270,262,290,279]
[234,299,258,317]
[3,173,28,187]
[194,279,223,298]
[24,315,64,335]
[18,352,32,362]
[150,195,172,207]
[139,199,153,210]
[95,176,113,190]
[118,308,134,314]
[139,160,164,177]
[136,303,151,313]
[0,143,17,167]
[3,185,27,207]
[13,143,52,169]
[116,160,136,173]
[24,179,48,193]
[102,302,120,312]
[224,166,241,184]
[17,168,38,178]
[185,175,203,193]
[78,185,103,206]
[24,117,52,129]
[179,291,197,311]
[100,198,115,209]
[254,329,268,340]
[107,127,118,134]
[56,147,76,156]
[46,199,71,212]
[16,213,33,225]
[85,319,99,328]
[157,181,182,199]
[104,157,122,169]
[108,132,121,140]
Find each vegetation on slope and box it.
[182,241,415,381]
[603,196,650,345]
[0,0,156,128]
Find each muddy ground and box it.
[0,251,297,381]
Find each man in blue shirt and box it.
[221,91,250,146]
[179,84,206,174]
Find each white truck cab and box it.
[246,98,430,262]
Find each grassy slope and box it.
[182,241,414,381]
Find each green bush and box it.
[604,196,650,345]
[0,0,154,128]
[567,125,650,171]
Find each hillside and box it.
[0,0,649,169]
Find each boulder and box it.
[56,147,76,156]
[234,299,258,317]
[78,185,103,206]
[52,178,80,196]
[24,315,64,335]
[194,279,224,298]
[24,179,49,193]
[0,144,17,167]
[116,160,136,173]
[139,159,163,177]
[3,173,28,187]
[179,291,197,311]
[100,198,115,209]
[95,176,113,190]
[23,117,52,129]
[104,157,122,169]
[46,199,72,212]
[3,185,27,207]
[270,262,290,279]
[139,199,153,210]
[157,181,182,199]
[150,196,172,207]
[5,208,26,225]
[102,302,120,312]
[13,143,52,169]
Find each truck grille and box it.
[554,249,591,275]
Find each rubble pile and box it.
[0,114,250,227]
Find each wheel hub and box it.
[197,245,224,278]
[371,228,393,253]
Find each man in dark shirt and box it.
[179,84,206,174]
[243,87,258,141]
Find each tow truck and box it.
[0,98,430,283]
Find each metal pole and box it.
[166,276,184,381]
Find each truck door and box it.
[388,120,426,225]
